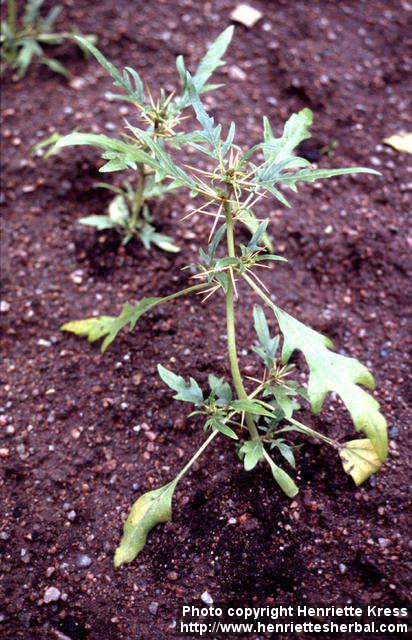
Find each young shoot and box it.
[1,0,96,77]
[60,74,388,568]
[33,26,234,251]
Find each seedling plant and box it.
[61,78,388,567]
[1,0,96,77]
[36,27,235,251]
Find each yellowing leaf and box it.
[339,438,383,486]
[114,480,178,567]
[61,297,163,351]
[383,133,412,154]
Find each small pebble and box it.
[228,66,246,81]
[0,300,10,313]
[37,339,51,347]
[67,510,76,522]
[148,602,159,615]
[230,4,262,27]
[76,554,92,568]
[338,563,347,574]
[43,586,61,603]
[378,537,389,548]
[201,591,214,605]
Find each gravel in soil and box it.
[1,1,411,638]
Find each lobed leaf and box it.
[239,440,264,471]
[157,364,203,403]
[186,76,221,155]
[272,305,388,461]
[176,26,234,109]
[74,36,144,103]
[262,108,313,164]
[208,374,232,405]
[61,297,164,351]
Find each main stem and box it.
[8,0,17,34]
[224,202,259,440]
[130,164,146,229]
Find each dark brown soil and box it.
[1,1,411,639]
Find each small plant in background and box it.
[35,27,234,251]
[1,0,96,77]
[60,81,388,568]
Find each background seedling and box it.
[60,72,388,568]
[35,27,234,251]
[1,0,96,77]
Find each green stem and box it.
[130,165,146,229]
[159,282,210,306]
[174,429,219,484]
[224,202,259,440]
[285,416,338,448]
[8,0,17,34]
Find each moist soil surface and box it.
[1,1,411,639]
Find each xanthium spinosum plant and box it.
[60,74,388,567]
[34,27,234,252]
[1,0,96,78]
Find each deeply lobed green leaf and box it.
[273,306,388,461]
[157,364,203,403]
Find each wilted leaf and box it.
[339,438,383,486]
[113,480,178,567]
[383,133,412,154]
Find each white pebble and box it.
[37,339,51,347]
[43,586,61,603]
[230,4,263,27]
[201,590,214,605]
